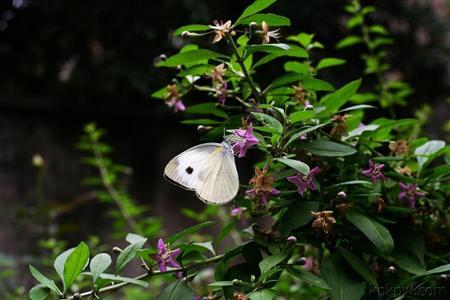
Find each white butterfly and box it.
[164,140,239,205]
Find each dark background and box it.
[0,0,448,289]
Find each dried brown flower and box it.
[293,84,307,104]
[249,167,276,194]
[311,210,336,234]
[389,140,410,156]
[331,114,349,137]
[335,202,353,214]
[233,292,248,300]
[395,165,412,176]
[375,197,385,213]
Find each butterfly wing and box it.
[195,147,239,204]
[164,143,222,190]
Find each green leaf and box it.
[393,249,426,275]
[54,248,74,285]
[317,58,346,70]
[321,255,365,300]
[340,248,378,287]
[284,124,327,147]
[259,254,287,274]
[126,233,147,244]
[237,13,291,26]
[186,102,228,118]
[336,36,363,49]
[29,266,61,295]
[29,285,50,300]
[288,33,314,48]
[181,119,223,125]
[286,266,330,289]
[288,111,314,123]
[320,79,362,115]
[327,180,372,188]
[302,77,335,91]
[284,61,309,74]
[63,241,90,292]
[369,25,389,35]
[207,281,234,287]
[156,280,195,300]
[157,49,225,67]
[173,24,210,36]
[248,289,276,300]
[97,273,149,288]
[116,238,147,274]
[414,140,446,170]
[419,264,450,276]
[167,221,215,244]
[90,253,112,283]
[251,112,283,134]
[279,201,319,236]
[346,211,394,253]
[236,0,277,23]
[298,139,357,157]
[215,221,237,245]
[275,158,310,175]
[246,43,291,54]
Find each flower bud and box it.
[73,293,81,300]
[305,104,314,110]
[296,257,307,265]
[32,154,44,167]
[249,22,258,29]
[250,275,256,282]
[287,236,297,244]
[159,54,167,61]
[337,191,347,199]
[113,247,122,254]
[387,266,396,273]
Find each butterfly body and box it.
[164,141,239,204]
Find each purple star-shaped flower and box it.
[362,160,385,183]
[287,167,321,196]
[398,183,425,208]
[151,238,181,272]
[231,126,259,158]
[246,187,280,206]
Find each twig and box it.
[226,34,263,103]
[62,254,225,299]
[90,137,141,234]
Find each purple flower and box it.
[362,160,385,183]
[164,84,186,113]
[303,257,314,271]
[287,167,321,196]
[151,238,181,272]
[399,183,425,208]
[217,82,228,106]
[246,187,280,206]
[230,207,246,217]
[173,100,185,112]
[231,126,259,158]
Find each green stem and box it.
[61,254,225,299]
[91,138,141,234]
[226,34,262,103]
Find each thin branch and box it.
[62,254,225,299]
[226,34,263,103]
[91,138,140,234]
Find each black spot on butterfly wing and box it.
[185,166,194,174]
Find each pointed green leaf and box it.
[173,24,210,36]
[157,49,225,67]
[346,211,394,253]
[90,253,112,283]
[259,254,287,274]
[63,241,90,291]
[29,284,50,300]
[116,238,147,274]
[287,266,330,289]
[321,255,365,300]
[237,13,290,27]
[317,58,346,70]
[298,139,357,157]
[167,221,215,244]
[29,266,61,295]
[236,0,277,23]
[340,248,378,287]
[275,157,310,175]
